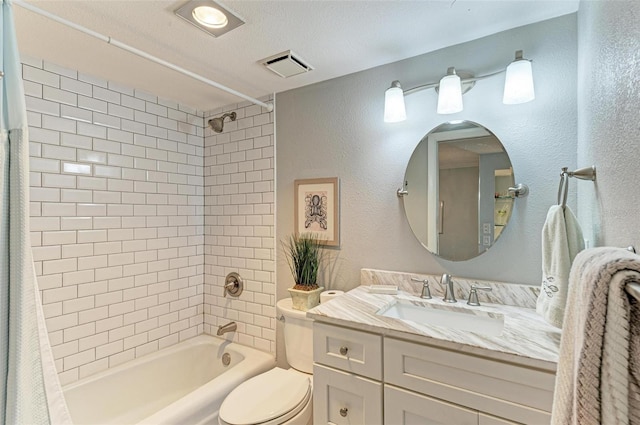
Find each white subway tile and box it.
[77,122,107,139]
[42,202,76,217]
[79,306,109,324]
[42,115,77,133]
[109,349,135,368]
[108,103,133,120]
[60,189,92,203]
[77,255,108,271]
[62,243,94,259]
[63,296,95,315]
[93,112,121,130]
[31,157,60,173]
[60,217,92,230]
[43,285,78,304]
[64,349,95,370]
[63,162,92,175]
[78,95,108,113]
[43,86,77,107]
[79,358,109,379]
[76,177,106,191]
[93,83,120,105]
[26,96,61,116]
[61,77,92,97]
[76,151,106,166]
[63,269,95,286]
[23,66,60,88]
[61,105,92,123]
[96,340,123,359]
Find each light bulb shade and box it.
[384,82,407,123]
[437,74,463,114]
[503,59,535,104]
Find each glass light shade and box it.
[192,6,228,28]
[384,84,407,123]
[503,59,535,104]
[436,74,463,114]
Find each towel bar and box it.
[627,282,640,302]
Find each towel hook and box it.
[557,165,596,209]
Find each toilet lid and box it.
[219,368,311,425]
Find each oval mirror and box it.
[402,121,515,261]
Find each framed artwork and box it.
[294,177,340,246]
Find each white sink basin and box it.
[376,299,504,336]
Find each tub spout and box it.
[217,321,237,336]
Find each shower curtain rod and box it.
[12,0,274,112]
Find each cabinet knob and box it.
[339,346,349,356]
[339,407,348,417]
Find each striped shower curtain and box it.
[1,0,72,423]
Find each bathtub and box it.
[63,335,275,425]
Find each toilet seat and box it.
[219,368,311,425]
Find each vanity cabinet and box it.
[313,322,555,425]
[313,322,383,424]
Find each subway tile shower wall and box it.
[203,99,276,354]
[24,57,207,385]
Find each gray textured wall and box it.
[276,14,578,305]
[577,1,640,249]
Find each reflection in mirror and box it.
[402,121,515,261]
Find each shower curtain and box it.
[1,0,72,423]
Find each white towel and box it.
[536,205,584,328]
[551,247,640,425]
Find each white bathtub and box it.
[63,335,275,425]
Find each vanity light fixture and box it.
[383,50,535,122]
[436,67,464,115]
[174,0,245,38]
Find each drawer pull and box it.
[339,407,348,417]
[339,346,349,356]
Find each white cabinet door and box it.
[479,412,521,425]
[384,385,478,425]
[313,364,383,425]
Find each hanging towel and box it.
[536,205,584,328]
[551,247,640,425]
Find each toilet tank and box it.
[276,298,314,374]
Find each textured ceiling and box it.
[13,0,578,112]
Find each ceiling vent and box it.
[261,50,313,78]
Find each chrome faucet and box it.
[467,285,493,306]
[411,277,432,299]
[439,273,457,303]
[217,321,237,336]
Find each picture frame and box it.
[294,177,340,246]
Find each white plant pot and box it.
[288,286,324,311]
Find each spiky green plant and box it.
[282,233,322,290]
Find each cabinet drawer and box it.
[313,364,383,425]
[313,322,382,380]
[385,384,477,425]
[385,338,554,424]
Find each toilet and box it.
[218,298,314,425]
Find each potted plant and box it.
[282,233,324,311]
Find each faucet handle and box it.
[467,285,492,306]
[411,278,432,299]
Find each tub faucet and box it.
[217,321,237,336]
[439,273,457,303]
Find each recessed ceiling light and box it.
[192,6,228,29]
[174,0,244,38]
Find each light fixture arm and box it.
[402,68,505,96]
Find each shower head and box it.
[208,112,237,133]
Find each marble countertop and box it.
[307,286,562,371]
